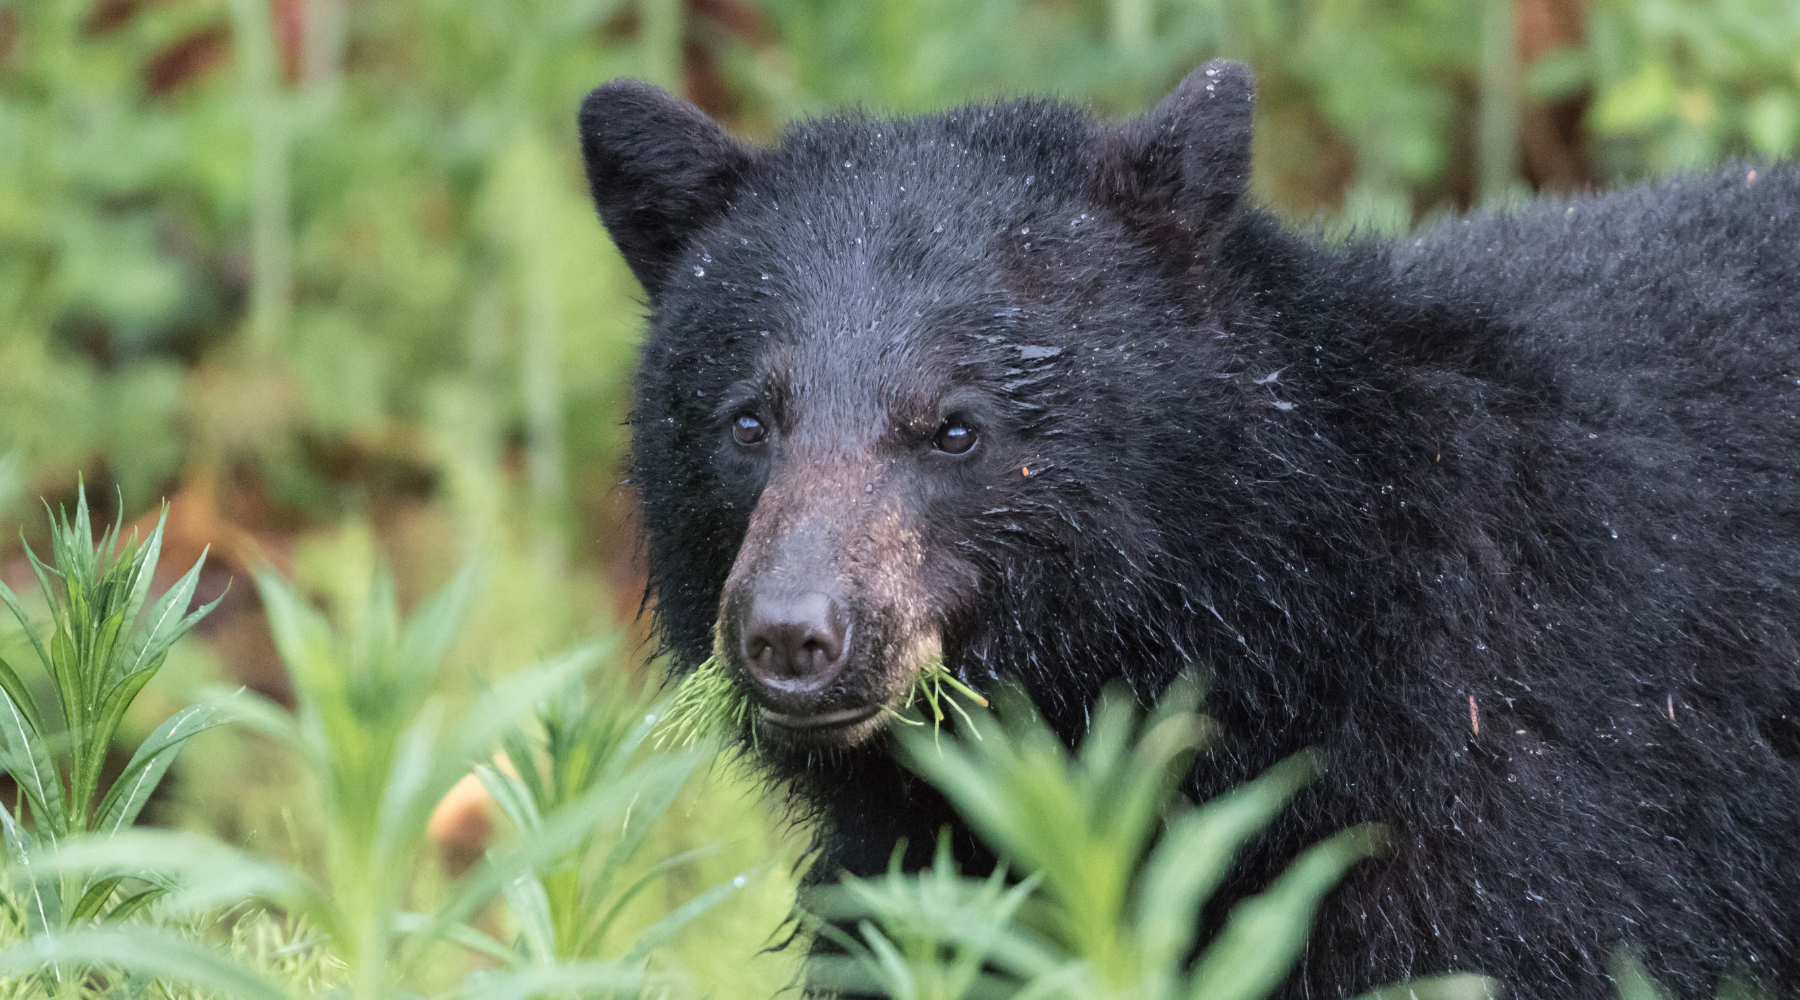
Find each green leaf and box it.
[1185,825,1385,1000]
[0,579,53,716]
[431,748,698,940]
[93,703,232,837]
[397,561,482,688]
[623,863,765,964]
[456,960,647,1000]
[118,548,217,681]
[393,911,518,965]
[500,874,557,964]
[1134,751,1323,972]
[104,886,166,923]
[579,844,723,957]
[70,875,124,923]
[1351,974,1504,1000]
[1608,951,1673,1000]
[0,686,67,840]
[0,652,43,754]
[35,829,315,917]
[475,763,542,835]
[0,927,291,1000]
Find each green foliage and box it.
[1580,0,1800,173]
[0,484,224,953]
[654,655,754,750]
[476,670,756,965]
[806,680,1500,1000]
[0,531,738,1000]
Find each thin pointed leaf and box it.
[0,654,42,751]
[623,864,765,964]
[580,844,723,956]
[0,578,52,701]
[500,875,557,965]
[371,709,440,871]
[115,510,168,655]
[94,703,231,837]
[0,928,290,1000]
[1351,974,1504,1000]
[105,886,166,923]
[0,688,65,839]
[199,686,304,749]
[37,829,318,918]
[456,961,646,1000]
[430,749,697,939]
[475,764,542,835]
[71,875,125,923]
[393,912,518,965]
[120,550,216,680]
[398,562,482,685]
[1185,825,1383,1000]
[1135,751,1323,971]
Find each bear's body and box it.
[578,63,1800,999]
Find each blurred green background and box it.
[0,0,1796,996]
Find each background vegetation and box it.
[0,0,1796,997]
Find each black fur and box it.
[578,62,1800,999]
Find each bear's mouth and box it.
[756,701,887,747]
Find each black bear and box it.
[577,61,1800,999]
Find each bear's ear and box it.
[579,80,757,298]
[1090,59,1254,246]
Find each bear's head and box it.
[579,63,1254,753]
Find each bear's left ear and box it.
[579,80,758,299]
[1091,58,1254,245]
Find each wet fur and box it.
[580,65,1800,999]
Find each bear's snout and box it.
[742,589,850,697]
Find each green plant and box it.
[473,669,753,965]
[806,680,1500,1000]
[0,483,226,940]
[0,557,735,1000]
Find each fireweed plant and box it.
[0,485,227,950]
[0,511,748,1000]
[804,679,1502,1000]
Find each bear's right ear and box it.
[579,80,757,299]
[1091,59,1254,249]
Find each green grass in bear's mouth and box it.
[887,659,989,741]
[653,653,755,749]
[653,656,989,747]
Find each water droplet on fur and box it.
[1025,175,1035,185]
[1611,529,1619,538]
[865,484,873,493]
[1020,227,1029,235]
[1273,400,1295,411]
[933,224,944,233]
[761,273,771,280]
[844,160,852,168]
[693,266,705,277]
[701,253,712,263]
[758,330,769,337]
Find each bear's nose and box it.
[743,591,850,694]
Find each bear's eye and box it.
[732,414,767,446]
[933,420,978,456]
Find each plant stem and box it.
[1478,0,1521,203]
[229,0,294,356]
